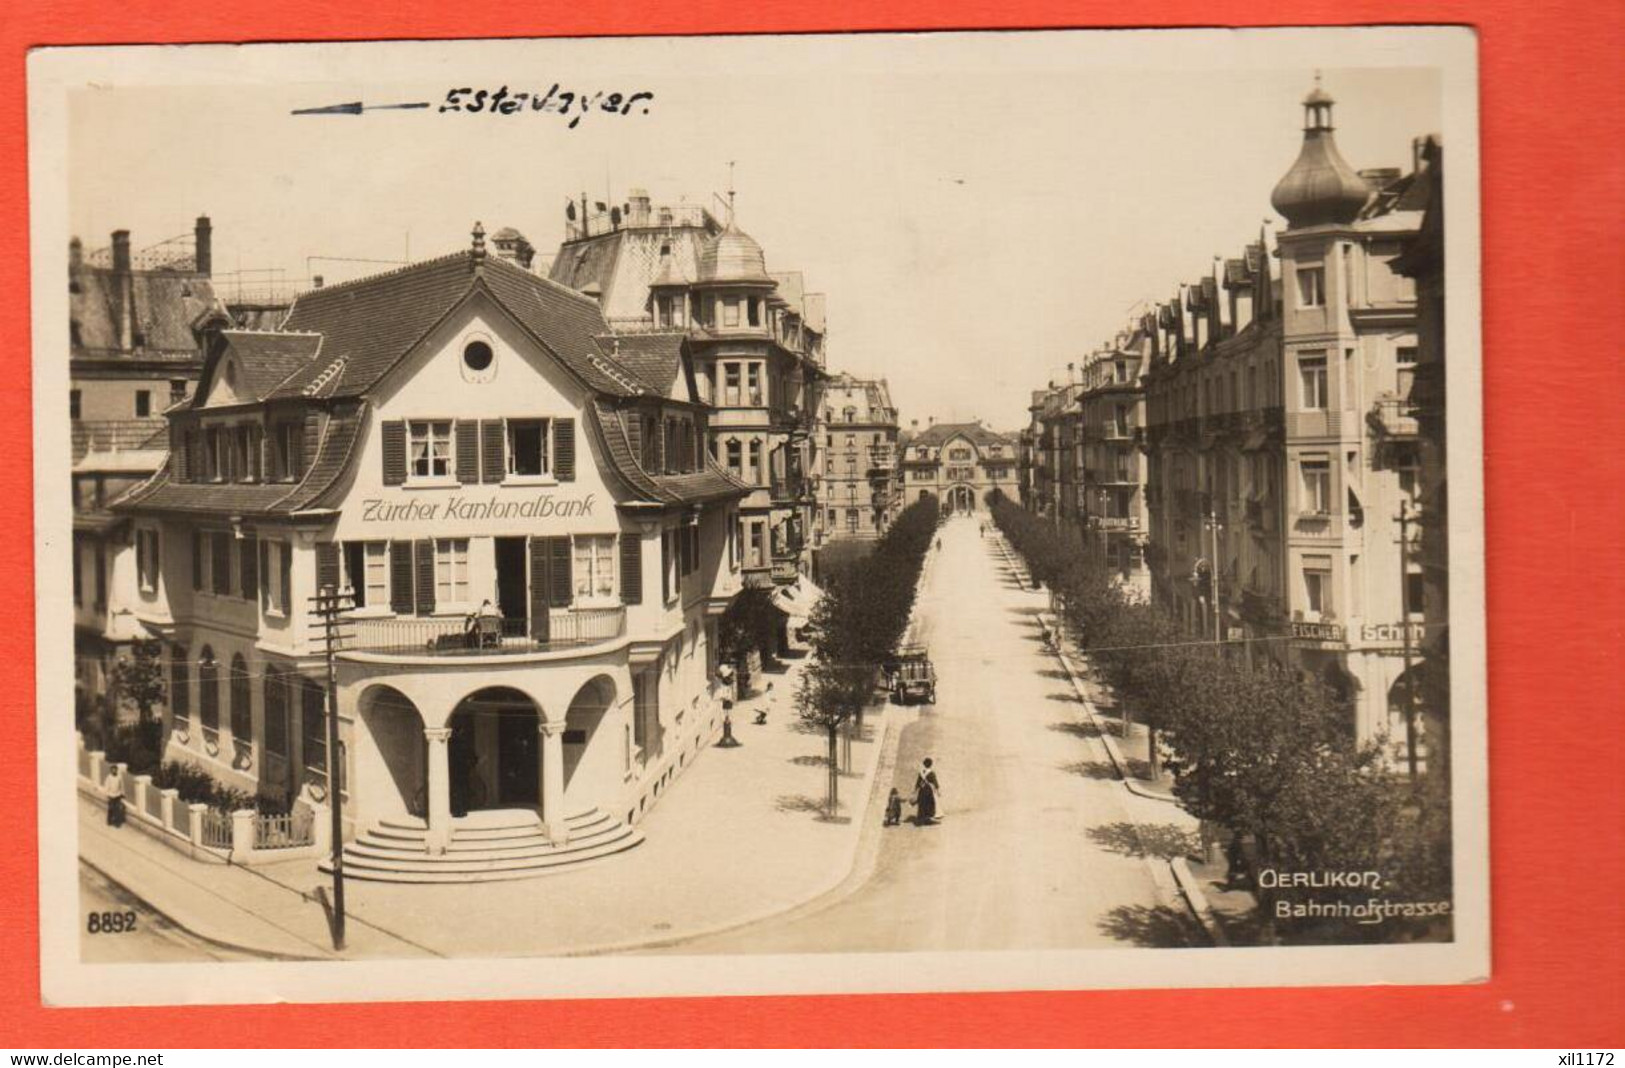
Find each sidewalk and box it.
[78,651,899,960]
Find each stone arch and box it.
[357,683,429,819]
[562,674,617,793]
[447,686,543,812]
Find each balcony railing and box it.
[1368,395,1419,439]
[770,476,807,502]
[771,561,800,584]
[868,448,896,471]
[345,607,626,657]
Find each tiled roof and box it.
[904,422,1016,449]
[276,252,635,400]
[113,403,367,517]
[221,330,324,399]
[588,400,748,507]
[70,267,217,357]
[597,332,686,399]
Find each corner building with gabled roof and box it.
[114,228,750,881]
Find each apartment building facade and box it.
[1137,83,1434,754]
[546,190,828,590]
[811,373,900,543]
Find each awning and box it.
[771,576,826,622]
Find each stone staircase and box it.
[322,807,644,884]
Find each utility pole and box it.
[1397,499,1419,782]
[309,582,354,949]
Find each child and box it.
[883,788,904,827]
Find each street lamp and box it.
[1202,508,1223,646]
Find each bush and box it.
[103,720,164,776]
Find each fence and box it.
[75,732,329,866]
[199,809,234,850]
[254,807,316,850]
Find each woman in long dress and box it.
[913,758,940,824]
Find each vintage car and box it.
[884,644,937,705]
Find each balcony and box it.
[770,476,808,502]
[771,561,801,584]
[343,607,627,658]
[868,447,896,472]
[1368,395,1420,441]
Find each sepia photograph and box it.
[30,26,1486,1006]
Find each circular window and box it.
[463,340,494,372]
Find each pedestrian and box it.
[912,757,941,825]
[883,788,904,827]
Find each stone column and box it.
[539,719,568,844]
[423,726,454,855]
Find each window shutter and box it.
[315,541,341,593]
[241,535,259,601]
[660,530,671,602]
[548,537,572,607]
[191,531,204,591]
[626,415,643,466]
[529,537,551,642]
[478,419,505,483]
[389,541,414,615]
[620,536,642,605]
[279,544,292,613]
[414,539,435,616]
[257,540,269,609]
[188,431,203,483]
[681,422,694,472]
[455,420,479,484]
[302,410,322,478]
[553,418,576,482]
[171,424,187,481]
[381,421,407,486]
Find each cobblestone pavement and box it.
[669,514,1198,953]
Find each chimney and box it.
[68,237,82,270]
[313,275,324,289]
[194,215,212,276]
[628,188,652,227]
[111,230,133,351]
[1412,136,1427,174]
[928,416,936,426]
[910,419,918,430]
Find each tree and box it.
[113,639,167,725]
[794,656,869,817]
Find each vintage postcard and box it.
[31,26,1486,1006]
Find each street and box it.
[79,863,259,963]
[668,515,1200,953]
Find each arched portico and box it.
[355,684,428,825]
[562,674,617,807]
[949,484,976,513]
[448,686,541,813]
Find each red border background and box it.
[2,0,1622,1049]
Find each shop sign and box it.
[358,493,598,524]
[1359,620,1427,652]
[1290,620,1345,643]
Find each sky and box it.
[64,32,1444,433]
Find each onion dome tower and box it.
[1270,79,1373,229]
[698,219,773,285]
